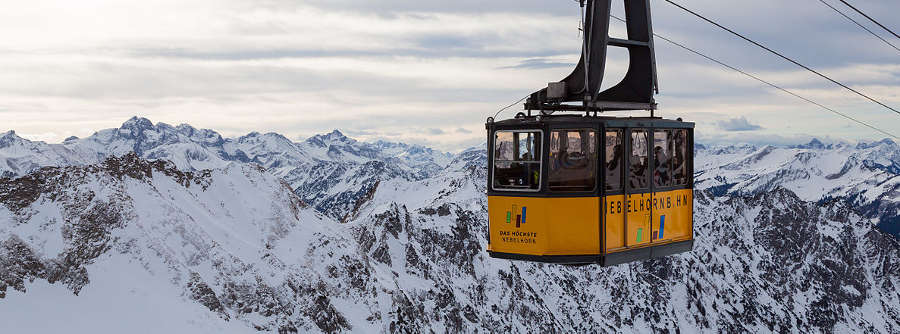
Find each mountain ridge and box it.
[1,118,899,332]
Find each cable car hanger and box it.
[485,0,696,266]
[525,0,659,115]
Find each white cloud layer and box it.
[1,0,898,151]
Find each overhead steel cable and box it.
[610,14,898,140]
[661,0,900,117]
[837,0,900,40]
[816,0,900,54]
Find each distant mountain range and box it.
[0,117,451,222]
[694,138,899,238]
[1,118,898,333]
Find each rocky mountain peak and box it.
[326,129,346,139]
[237,131,294,148]
[857,138,897,150]
[174,123,224,146]
[0,130,23,148]
[174,123,200,138]
[120,116,156,132]
[797,138,826,149]
[306,130,354,147]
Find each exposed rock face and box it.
[0,123,898,332]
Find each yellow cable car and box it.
[485,0,694,265]
[486,115,694,266]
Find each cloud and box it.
[0,0,898,151]
[343,129,379,137]
[501,58,576,70]
[717,117,763,132]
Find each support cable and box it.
[580,0,592,110]
[493,96,529,119]
[816,0,900,54]
[662,0,900,116]
[837,0,900,40]
[610,14,898,139]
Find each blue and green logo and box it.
[507,205,527,228]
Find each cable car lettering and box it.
[498,230,538,244]
[608,201,623,214]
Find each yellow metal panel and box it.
[603,195,626,251]
[603,189,693,255]
[488,196,600,256]
[626,193,652,247]
[651,189,693,243]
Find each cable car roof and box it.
[489,114,695,128]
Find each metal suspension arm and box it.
[525,0,659,112]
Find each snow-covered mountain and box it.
[695,138,899,237]
[0,130,97,179]
[1,120,899,333]
[0,117,452,221]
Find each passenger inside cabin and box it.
[607,144,622,171]
[654,146,670,185]
[630,155,647,189]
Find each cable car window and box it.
[672,129,689,185]
[493,130,542,191]
[653,130,671,187]
[605,129,623,191]
[549,129,596,191]
[629,130,649,189]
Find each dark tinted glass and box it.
[549,130,597,191]
[653,130,671,187]
[605,130,623,191]
[629,130,649,189]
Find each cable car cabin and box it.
[486,115,694,266]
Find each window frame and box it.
[490,129,544,192]
[547,128,599,193]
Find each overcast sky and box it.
[2,0,898,151]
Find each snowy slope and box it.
[0,154,339,332]
[695,139,900,237]
[1,122,899,332]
